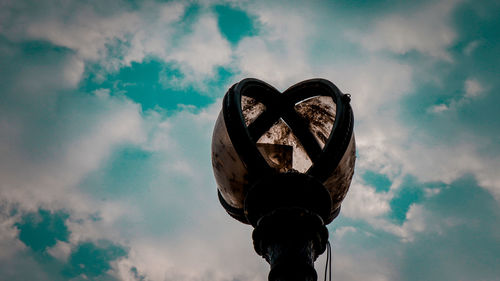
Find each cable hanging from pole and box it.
[324,240,332,281]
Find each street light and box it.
[212,78,355,281]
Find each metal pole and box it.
[252,208,328,281]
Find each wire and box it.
[329,240,332,281]
[324,240,332,281]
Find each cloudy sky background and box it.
[1,0,499,280]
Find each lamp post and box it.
[212,78,355,281]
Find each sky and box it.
[0,0,499,280]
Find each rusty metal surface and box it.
[211,111,248,209]
[322,134,356,215]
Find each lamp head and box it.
[212,78,355,225]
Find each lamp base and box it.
[244,173,333,226]
[252,208,328,281]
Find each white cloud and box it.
[428,103,450,113]
[342,181,391,219]
[464,78,483,98]
[0,212,25,259]
[63,56,85,87]
[1,1,499,280]
[166,15,232,83]
[464,40,480,55]
[393,204,428,242]
[396,137,500,200]
[121,2,186,65]
[234,5,314,90]
[0,94,146,212]
[1,1,231,88]
[347,0,461,60]
[1,48,85,101]
[47,240,72,261]
[110,212,268,281]
[66,98,145,173]
[427,77,485,113]
[327,249,395,281]
[0,43,149,242]
[334,226,357,240]
[26,9,141,62]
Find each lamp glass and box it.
[256,119,312,173]
[241,96,266,126]
[294,95,336,148]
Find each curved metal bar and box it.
[247,110,282,142]
[223,79,278,177]
[284,79,353,182]
[223,77,354,193]
[281,108,323,162]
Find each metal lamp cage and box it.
[212,78,355,226]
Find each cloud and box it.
[347,0,461,60]
[166,15,232,86]
[1,0,231,88]
[0,33,150,278]
[0,208,61,281]
[334,226,357,240]
[0,0,499,280]
[47,240,72,261]
[331,176,500,280]
[214,1,500,249]
[342,182,391,219]
[463,40,481,55]
[427,77,485,113]
[1,1,141,62]
[394,176,500,280]
[114,219,268,281]
[464,78,483,98]
[0,93,146,213]
[234,3,314,90]
[428,103,450,113]
[1,19,245,278]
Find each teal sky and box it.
[0,0,499,280]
